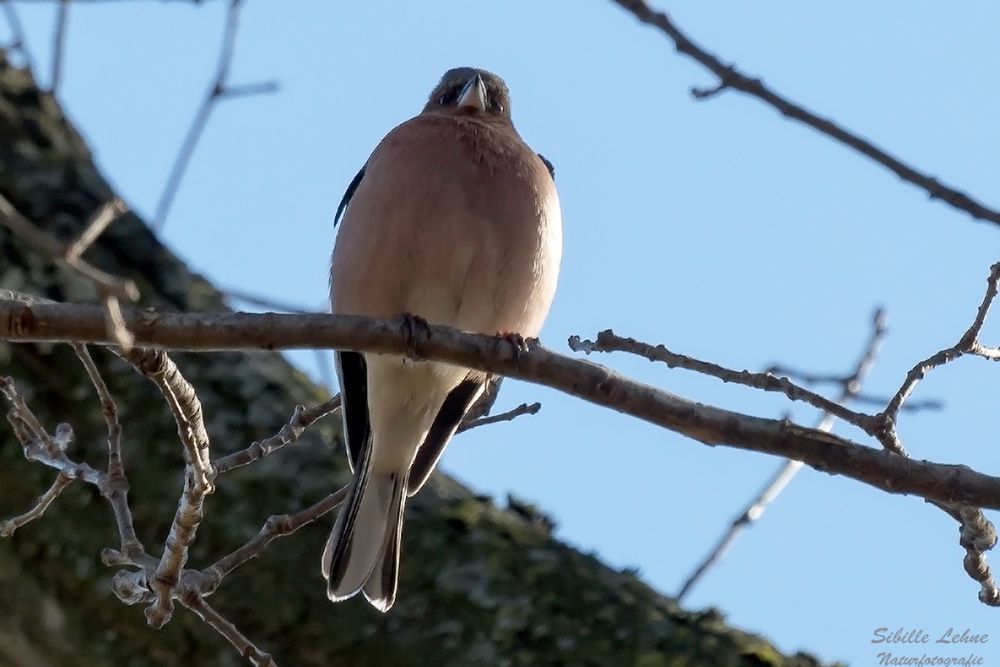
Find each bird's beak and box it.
[457,74,487,112]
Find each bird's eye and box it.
[439,90,456,106]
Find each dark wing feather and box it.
[537,153,555,181]
[335,351,370,471]
[407,379,485,496]
[335,165,366,227]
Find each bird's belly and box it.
[364,354,466,475]
[400,216,557,337]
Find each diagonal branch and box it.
[569,326,888,449]
[49,0,70,94]
[610,0,1000,227]
[1,0,35,71]
[214,395,341,474]
[676,308,887,600]
[203,487,347,591]
[179,595,277,667]
[874,262,1000,453]
[0,195,137,302]
[152,0,278,230]
[0,470,72,536]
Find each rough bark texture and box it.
[0,52,831,667]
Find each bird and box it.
[323,67,562,611]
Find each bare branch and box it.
[1,1,35,71]
[222,288,315,314]
[180,595,277,667]
[569,328,882,445]
[73,345,146,562]
[875,262,1000,453]
[0,471,73,537]
[4,303,1000,511]
[214,395,341,474]
[205,487,347,589]
[119,347,214,628]
[49,0,70,94]
[610,0,1000,227]
[64,197,128,262]
[0,195,138,302]
[152,0,279,230]
[456,401,541,434]
[1,376,103,488]
[677,308,887,600]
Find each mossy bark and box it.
[0,52,831,667]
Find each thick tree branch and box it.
[610,0,1000,227]
[119,347,215,628]
[3,301,1000,511]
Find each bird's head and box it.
[424,67,511,121]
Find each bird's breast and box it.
[331,113,562,337]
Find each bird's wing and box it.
[335,165,367,227]
[334,351,370,472]
[406,377,486,496]
[537,153,555,181]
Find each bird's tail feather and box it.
[323,440,403,604]
[362,470,407,611]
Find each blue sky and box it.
[5,1,1000,663]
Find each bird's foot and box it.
[496,331,531,362]
[400,313,431,358]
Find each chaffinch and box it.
[324,67,562,611]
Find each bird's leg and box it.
[399,313,432,359]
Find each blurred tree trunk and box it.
[0,52,830,667]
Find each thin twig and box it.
[103,295,135,351]
[214,395,341,474]
[0,376,103,486]
[73,345,145,562]
[0,195,139,302]
[456,401,541,434]
[152,0,279,230]
[610,0,1000,226]
[223,288,315,314]
[874,262,1000,453]
[1,1,35,71]
[49,0,70,94]
[204,487,347,589]
[64,197,128,262]
[676,309,887,600]
[569,327,888,448]
[0,471,73,537]
[180,595,277,667]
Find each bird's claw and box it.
[497,332,530,362]
[400,313,431,358]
